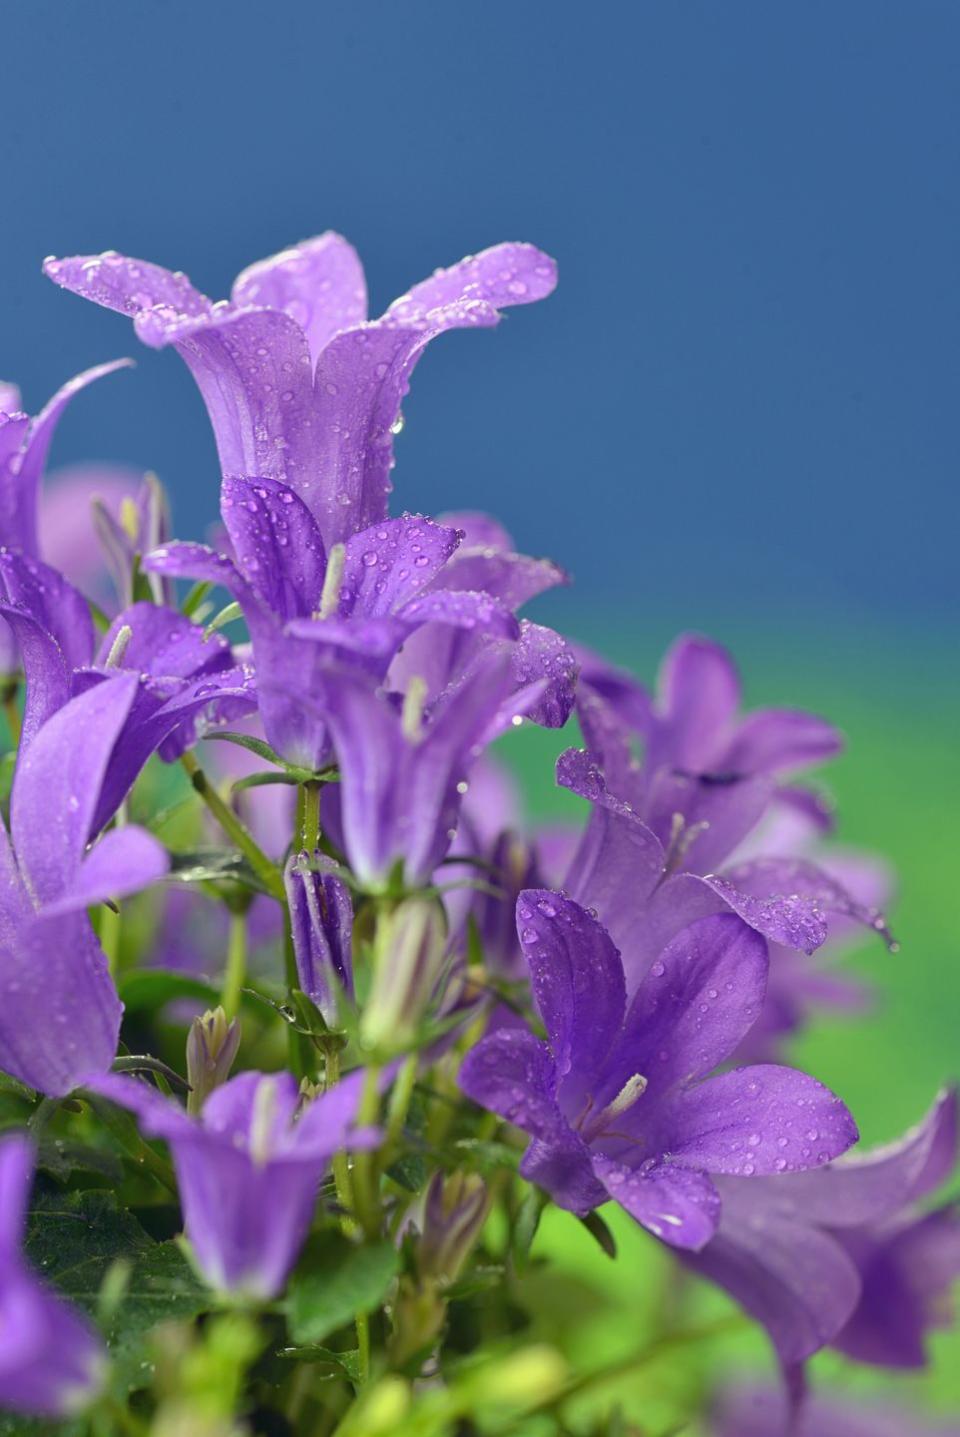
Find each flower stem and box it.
[222,909,248,1020]
[356,1311,371,1385]
[385,1053,418,1158]
[352,1065,383,1240]
[180,751,284,900]
[301,779,322,851]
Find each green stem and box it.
[385,1053,418,1157]
[180,752,284,900]
[222,909,248,1020]
[301,779,322,851]
[356,1311,371,1385]
[98,902,122,977]
[351,1066,383,1239]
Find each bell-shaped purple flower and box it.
[460,893,857,1250]
[0,1136,106,1417]
[90,1069,380,1299]
[0,675,168,1094]
[44,236,556,550]
[683,1087,958,1374]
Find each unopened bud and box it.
[361,898,447,1054]
[418,1171,490,1285]
[186,1007,241,1116]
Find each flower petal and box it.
[340,515,461,618]
[684,1186,862,1363]
[458,1028,564,1143]
[660,1064,858,1176]
[0,913,122,1096]
[43,251,211,322]
[725,708,843,775]
[284,852,353,1024]
[606,913,768,1103]
[651,634,742,772]
[515,891,625,1107]
[591,1155,721,1249]
[220,476,326,621]
[231,232,367,361]
[40,827,169,918]
[384,243,557,323]
[11,673,138,903]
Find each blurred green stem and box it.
[221,909,247,1020]
[180,751,284,900]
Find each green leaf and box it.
[36,1137,124,1184]
[578,1209,617,1260]
[23,1186,208,1394]
[278,1345,361,1384]
[286,1238,399,1345]
[0,750,15,806]
[231,770,302,792]
[118,968,220,1013]
[168,848,270,895]
[204,730,285,765]
[180,579,214,617]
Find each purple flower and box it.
[285,852,354,1023]
[0,1135,106,1417]
[683,1088,958,1372]
[0,675,168,1094]
[712,1385,960,1437]
[272,651,548,891]
[459,893,857,1249]
[90,1069,380,1298]
[0,362,131,565]
[145,504,519,770]
[44,237,557,550]
[556,636,891,995]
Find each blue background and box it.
[2,0,957,650]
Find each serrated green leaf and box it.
[286,1238,399,1345]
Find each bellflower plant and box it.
[0,229,950,1437]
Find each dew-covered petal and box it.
[0,551,94,706]
[591,1156,721,1249]
[643,768,774,873]
[231,232,367,361]
[458,1028,564,1143]
[395,588,519,641]
[711,857,894,951]
[604,914,768,1105]
[747,1088,958,1229]
[435,510,514,552]
[220,475,326,620]
[96,601,234,681]
[724,708,843,776]
[515,890,626,1106]
[0,913,121,1096]
[519,1129,608,1216]
[142,542,265,626]
[659,1064,858,1176]
[154,309,316,492]
[43,251,211,323]
[384,243,558,323]
[505,622,577,728]
[11,673,138,903]
[340,515,461,618]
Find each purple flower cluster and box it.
[0,231,952,1429]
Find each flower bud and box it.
[186,1007,241,1116]
[418,1171,490,1286]
[361,898,448,1054]
[284,852,353,1027]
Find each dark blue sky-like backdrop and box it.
[3,2,957,650]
